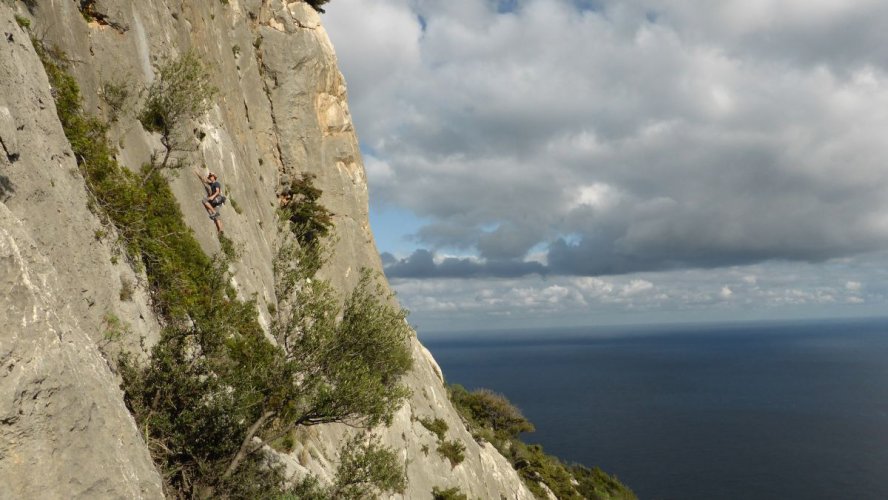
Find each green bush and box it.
[330,435,407,499]
[278,436,405,500]
[432,486,468,500]
[571,464,637,500]
[448,385,534,441]
[100,79,132,123]
[139,51,217,171]
[101,312,130,342]
[280,173,334,247]
[447,383,635,499]
[437,439,465,468]
[419,416,449,442]
[511,442,581,499]
[219,233,238,261]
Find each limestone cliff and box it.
[0,1,533,498]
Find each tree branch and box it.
[223,409,276,478]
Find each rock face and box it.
[0,1,534,498]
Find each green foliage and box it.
[511,442,582,499]
[432,486,468,500]
[219,233,238,261]
[14,14,30,28]
[100,79,132,123]
[277,174,333,280]
[272,262,413,428]
[278,437,405,500]
[38,39,410,498]
[447,383,635,499]
[284,476,330,500]
[448,385,534,441]
[331,434,407,499]
[280,173,334,248]
[571,464,637,500]
[229,197,243,214]
[419,416,449,442]
[101,312,130,342]
[139,50,215,135]
[139,51,217,170]
[437,439,465,468]
[35,39,148,265]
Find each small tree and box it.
[139,51,217,177]
[281,174,334,245]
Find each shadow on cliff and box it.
[0,174,13,202]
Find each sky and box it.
[322,0,888,333]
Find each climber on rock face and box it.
[196,170,225,234]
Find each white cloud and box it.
[621,280,654,297]
[324,1,888,326]
[327,0,888,276]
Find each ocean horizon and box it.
[422,318,888,500]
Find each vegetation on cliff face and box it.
[36,38,411,499]
[448,384,636,500]
[138,50,216,173]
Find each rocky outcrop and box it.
[0,9,162,497]
[0,1,534,498]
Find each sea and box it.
[421,318,888,500]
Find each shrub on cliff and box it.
[432,486,468,500]
[447,383,636,500]
[448,384,534,441]
[279,173,334,277]
[139,50,217,172]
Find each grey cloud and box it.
[380,252,398,265]
[646,1,888,73]
[327,0,888,278]
[413,222,481,249]
[383,249,547,278]
[476,222,545,260]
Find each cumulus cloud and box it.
[326,0,888,279]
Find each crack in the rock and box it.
[0,135,18,163]
[254,44,288,190]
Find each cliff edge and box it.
[0,1,533,498]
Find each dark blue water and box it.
[423,319,888,500]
